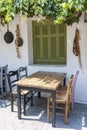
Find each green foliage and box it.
[0,0,87,25]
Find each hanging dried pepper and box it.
[73,28,82,71]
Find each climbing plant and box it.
[0,0,87,25]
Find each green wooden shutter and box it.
[32,20,66,64]
[58,24,66,64]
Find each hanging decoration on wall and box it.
[4,24,14,44]
[73,27,83,71]
[15,24,23,58]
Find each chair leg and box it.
[71,102,74,111]
[31,93,33,107]
[1,82,4,97]
[47,98,50,122]
[23,95,26,115]
[65,103,68,124]
[68,103,70,117]
[4,77,8,93]
[68,97,70,116]
[11,95,14,112]
[38,92,41,98]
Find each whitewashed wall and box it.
[0,14,87,104]
[0,15,29,70]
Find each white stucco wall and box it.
[0,14,87,104]
[0,15,29,70]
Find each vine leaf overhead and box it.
[0,0,87,26]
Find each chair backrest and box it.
[0,65,8,94]
[66,78,73,103]
[17,67,28,79]
[7,70,19,93]
[0,64,8,76]
[70,70,79,110]
[0,65,8,80]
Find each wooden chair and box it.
[58,75,73,91]
[47,78,72,124]
[17,67,28,80]
[17,66,33,108]
[57,71,79,111]
[70,70,79,111]
[7,70,33,115]
[18,66,41,98]
[0,65,8,97]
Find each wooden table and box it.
[16,71,66,127]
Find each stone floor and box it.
[0,96,87,130]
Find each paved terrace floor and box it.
[0,96,87,130]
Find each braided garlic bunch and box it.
[15,24,21,58]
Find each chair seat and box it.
[49,93,66,103]
[12,89,30,95]
[49,84,69,102]
[58,85,67,91]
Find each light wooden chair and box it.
[47,78,72,124]
[70,70,79,111]
[0,65,8,97]
[57,71,79,111]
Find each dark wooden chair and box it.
[17,66,33,108]
[17,67,28,80]
[47,78,73,124]
[7,70,33,115]
[17,66,41,98]
[0,65,8,97]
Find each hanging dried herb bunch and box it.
[73,28,80,56]
[15,24,21,58]
[73,28,82,71]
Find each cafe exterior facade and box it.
[0,14,87,104]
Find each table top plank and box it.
[16,71,66,90]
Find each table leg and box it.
[17,86,21,119]
[63,77,66,85]
[38,92,41,98]
[52,92,56,127]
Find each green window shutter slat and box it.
[34,38,40,60]
[50,25,56,34]
[43,25,48,35]
[59,36,65,57]
[43,37,48,59]
[42,24,48,60]
[51,37,56,59]
[58,24,66,63]
[59,24,65,34]
[49,24,57,60]
[35,26,40,35]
